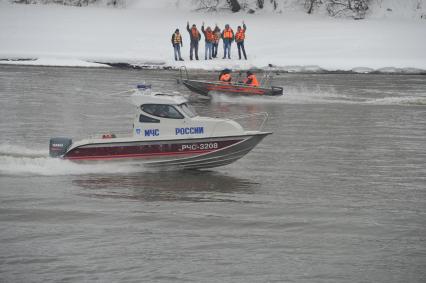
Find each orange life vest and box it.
[220,73,231,83]
[206,31,215,42]
[244,74,259,87]
[173,33,182,44]
[223,28,233,39]
[235,30,245,42]
[191,28,199,39]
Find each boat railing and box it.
[260,68,278,87]
[228,112,269,131]
[178,66,189,83]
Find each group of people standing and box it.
[171,22,248,61]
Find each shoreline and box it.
[1,58,425,75]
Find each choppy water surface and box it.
[0,65,425,282]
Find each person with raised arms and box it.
[186,21,201,60]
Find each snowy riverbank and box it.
[0,2,425,73]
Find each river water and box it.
[0,65,425,282]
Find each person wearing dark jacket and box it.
[221,24,234,59]
[235,22,247,60]
[201,23,215,60]
[212,25,221,58]
[186,22,201,60]
[171,29,184,61]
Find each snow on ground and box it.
[0,2,425,72]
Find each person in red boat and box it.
[244,71,259,87]
[219,69,232,83]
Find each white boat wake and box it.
[0,144,142,176]
[210,86,426,106]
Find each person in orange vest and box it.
[201,23,215,60]
[235,22,247,60]
[219,69,232,83]
[212,25,221,58]
[243,71,259,87]
[186,21,201,60]
[171,29,184,61]
[221,24,234,59]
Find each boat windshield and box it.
[178,103,198,118]
[141,104,184,119]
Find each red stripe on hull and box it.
[63,139,242,161]
[206,84,266,95]
[65,149,211,161]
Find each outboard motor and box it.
[49,137,72,158]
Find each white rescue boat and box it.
[49,85,271,170]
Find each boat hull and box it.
[62,133,271,169]
[182,79,283,96]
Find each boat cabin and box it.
[130,88,244,140]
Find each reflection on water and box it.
[73,170,257,202]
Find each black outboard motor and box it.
[49,137,72,158]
